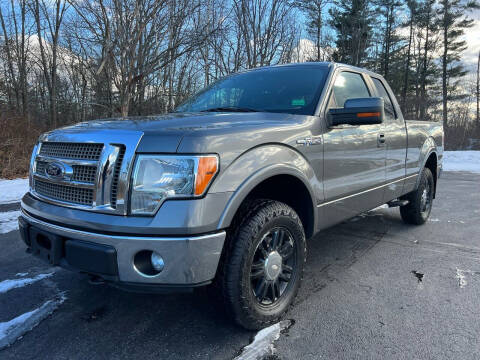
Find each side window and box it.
[372,78,396,121]
[331,72,370,108]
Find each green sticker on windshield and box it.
[291,98,305,106]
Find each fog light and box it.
[151,252,165,272]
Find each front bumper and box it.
[19,210,226,286]
[21,191,233,235]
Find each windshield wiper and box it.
[200,106,260,113]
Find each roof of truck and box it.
[245,61,382,78]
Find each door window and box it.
[371,77,396,121]
[330,72,370,108]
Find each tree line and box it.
[0,0,479,150]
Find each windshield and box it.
[176,66,329,116]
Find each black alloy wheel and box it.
[250,227,296,305]
[400,167,435,225]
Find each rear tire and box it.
[217,199,306,330]
[400,167,434,225]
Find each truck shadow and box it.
[297,207,398,304]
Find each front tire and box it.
[400,167,434,225]
[219,200,306,330]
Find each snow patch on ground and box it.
[0,178,29,204]
[234,320,292,360]
[443,151,480,173]
[456,269,480,288]
[0,308,41,340]
[372,204,389,210]
[456,269,468,288]
[0,293,66,350]
[0,210,21,234]
[0,272,55,294]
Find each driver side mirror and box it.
[327,97,384,126]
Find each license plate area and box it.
[29,227,63,265]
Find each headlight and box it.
[130,155,219,215]
[29,143,40,189]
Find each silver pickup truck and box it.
[19,62,443,329]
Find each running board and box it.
[387,199,409,208]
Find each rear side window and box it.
[371,77,396,120]
[330,72,370,107]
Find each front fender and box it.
[211,144,321,230]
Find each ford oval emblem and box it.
[46,162,64,179]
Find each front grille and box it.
[35,161,97,184]
[71,165,97,183]
[36,161,47,176]
[110,146,125,208]
[39,142,104,160]
[32,137,134,214]
[34,179,94,206]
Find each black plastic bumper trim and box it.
[65,240,118,276]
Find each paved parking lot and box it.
[1,171,479,359]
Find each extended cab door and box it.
[320,70,387,226]
[369,76,407,201]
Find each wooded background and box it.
[1,0,479,177]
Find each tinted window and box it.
[372,77,396,120]
[331,72,370,107]
[176,67,329,115]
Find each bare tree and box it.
[32,0,69,127]
[0,0,31,115]
[233,0,296,68]
[69,0,212,116]
[295,0,331,61]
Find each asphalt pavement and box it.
[0,171,479,359]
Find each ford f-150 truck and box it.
[19,62,443,329]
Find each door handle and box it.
[378,133,386,145]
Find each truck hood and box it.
[46,112,308,153]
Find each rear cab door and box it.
[367,75,407,202]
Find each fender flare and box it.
[414,137,437,190]
[213,145,320,232]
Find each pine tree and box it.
[374,0,405,81]
[417,0,438,120]
[329,0,374,66]
[400,0,417,112]
[438,0,480,129]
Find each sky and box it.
[462,10,480,71]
